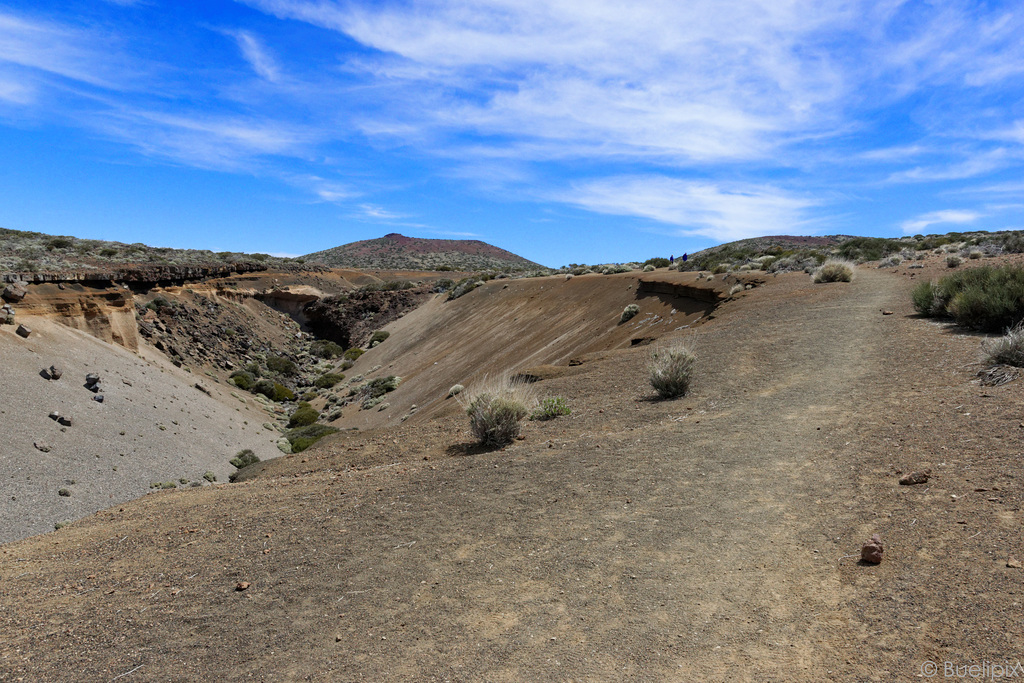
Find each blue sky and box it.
[1,1,1023,267]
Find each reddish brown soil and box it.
[2,257,1023,681]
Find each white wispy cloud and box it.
[229,30,282,83]
[92,107,315,170]
[900,210,982,235]
[563,176,818,242]
[887,149,1012,183]
[283,174,358,203]
[241,0,857,164]
[0,11,133,94]
[357,204,406,220]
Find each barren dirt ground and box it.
[2,264,1023,681]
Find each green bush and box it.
[947,255,962,268]
[146,296,170,311]
[447,279,481,300]
[315,373,344,389]
[252,380,295,402]
[230,449,260,469]
[46,237,73,251]
[927,265,1024,331]
[837,237,901,262]
[643,257,671,269]
[530,397,571,421]
[370,330,390,345]
[911,281,936,316]
[266,356,298,376]
[343,347,365,361]
[310,340,344,358]
[288,402,319,428]
[285,424,339,453]
[252,379,276,398]
[649,344,696,399]
[620,304,640,323]
[359,376,401,408]
[230,371,255,390]
[273,383,295,402]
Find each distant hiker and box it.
[682,253,688,262]
[669,255,674,263]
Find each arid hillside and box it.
[3,249,1023,681]
[303,232,546,271]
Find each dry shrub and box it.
[812,259,855,283]
[983,323,1024,367]
[649,344,696,399]
[458,375,538,447]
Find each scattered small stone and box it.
[92,394,105,403]
[1007,557,1022,569]
[899,470,930,485]
[881,310,894,316]
[235,581,251,591]
[121,378,132,386]
[58,488,71,497]
[33,442,51,453]
[49,364,62,380]
[194,382,211,395]
[861,534,884,564]
[49,410,60,421]
[57,415,73,427]
[15,324,31,338]
[85,373,100,386]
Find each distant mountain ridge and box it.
[303,233,544,271]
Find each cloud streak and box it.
[900,210,982,235]
[564,176,818,243]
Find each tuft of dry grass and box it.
[983,323,1024,367]
[649,344,696,399]
[458,375,538,447]
[812,259,855,283]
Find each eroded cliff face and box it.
[9,283,139,351]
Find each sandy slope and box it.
[1,261,1022,681]
[0,318,281,543]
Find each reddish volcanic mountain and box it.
[303,233,544,271]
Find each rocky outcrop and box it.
[8,283,139,351]
[2,262,269,286]
[304,286,431,349]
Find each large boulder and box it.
[2,283,26,303]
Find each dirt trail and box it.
[6,265,1015,681]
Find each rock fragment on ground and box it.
[15,324,31,338]
[861,534,884,564]
[48,364,63,380]
[899,470,930,485]
[2,283,27,303]
[33,442,51,453]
